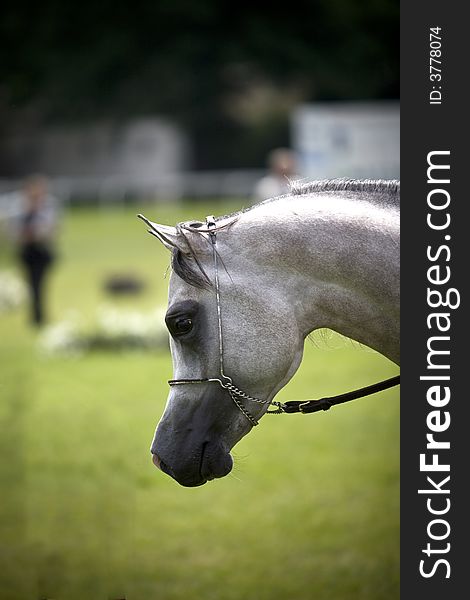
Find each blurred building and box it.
[0,118,189,202]
[292,101,399,180]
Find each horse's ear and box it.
[137,214,188,253]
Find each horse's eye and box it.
[165,302,199,338]
[173,317,193,335]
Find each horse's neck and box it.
[235,193,400,364]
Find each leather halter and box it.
[168,216,399,427]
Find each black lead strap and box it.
[169,376,400,418]
[269,375,400,415]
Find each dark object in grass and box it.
[104,274,146,296]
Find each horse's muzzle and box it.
[151,441,233,487]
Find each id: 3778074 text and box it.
[429,26,443,105]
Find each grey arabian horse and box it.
[139,179,400,487]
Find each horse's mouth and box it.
[151,442,232,487]
[151,450,208,486]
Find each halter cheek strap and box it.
[168,215,270,427]
[168,216,400,427]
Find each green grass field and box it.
[0,201,399,600]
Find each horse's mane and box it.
[217,178,400,221]
[289,177,400,196]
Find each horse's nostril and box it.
[152,453,175,477]
[152,453,162,470]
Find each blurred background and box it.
[0,0,399,203]
[0,2,399,599]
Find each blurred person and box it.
[253,147,298,202]
[14,175,59,326]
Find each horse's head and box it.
[140,215,304,487]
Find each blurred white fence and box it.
[0,169,266,217]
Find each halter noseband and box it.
[168,215,400,427]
